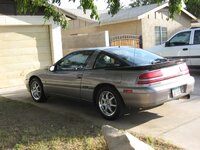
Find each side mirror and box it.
[49,66,55,72]
[165,41,170,47]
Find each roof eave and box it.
[181,8,197,20]
[137,3,168,19]
[100,18,139,26]
[76,16,98,23]
[57,7,77,20]
[137,2,197,21]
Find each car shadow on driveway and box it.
[0,87,162,131]
[32,95,163,130]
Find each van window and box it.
[169,31,191,46]
[194,30,200,45]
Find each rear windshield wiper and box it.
[151,58,168,64]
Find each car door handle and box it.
[182,48,188,51]
[77,74,83,79]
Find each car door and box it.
[81,52,125,101]
[190,29,200,66]
[163,31,192,65]
[45,50,94,99]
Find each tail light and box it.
[138,70,163,84]
[137,63,189,85]
[139,70,163,79]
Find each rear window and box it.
[108,48,163,66]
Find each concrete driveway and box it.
[0,70,199,150]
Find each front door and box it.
[45,50,94,99]
[190,29,200,66]
[164,31,192,65]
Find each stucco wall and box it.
[141,9,191,49]
[62,31,109,55]
[99,20,142,37]
[68,19,96,29]
[63,20,142,37]
[62,20,142,53]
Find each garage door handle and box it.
[182,48,188,51]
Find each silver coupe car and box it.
[25,47,195,120]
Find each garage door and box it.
[0,25,52,88]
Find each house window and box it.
[155,26,168,45]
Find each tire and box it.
[96,86,124,120]
[29,78,47,102]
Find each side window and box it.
[194,30,200,45]
[94,53,122,69]
[57,51,93,71]
[169,31,191,46]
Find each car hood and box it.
[147,44,165,56]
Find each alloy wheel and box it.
[31,81,41,101]
[98,91,117,117]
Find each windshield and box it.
[107,47,165,66]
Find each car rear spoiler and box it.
[106,59,185,71]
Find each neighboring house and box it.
[0,0,63,88]
[61,2,197,49]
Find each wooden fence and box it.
[110,34,141,48]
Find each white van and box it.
[148,27,200,68]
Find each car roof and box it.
[178,27,200,33]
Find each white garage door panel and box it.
[0,47,50,56]
[0,25,52,88]
[0,26,49,33]
[1,61,50,72]
[0,32,49,41]
[0,39,50,49]
[0,53,51,64]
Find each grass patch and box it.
[0,96,182,150]
[0,97,107,150]
[131,133,183,150]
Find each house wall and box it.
[141,9,191,49]
[64,20,142,37]
[99,20,142,37]
[62,31,109,55]
[68,19,96,29]
[62,20,142,53]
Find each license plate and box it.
[172,87,182,97]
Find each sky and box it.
[60,0,132,10]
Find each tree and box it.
[129,0,165,7]
[16,0,192,29]
[17,0,120,28]
[185,0,200,18]
[130,0,200,19]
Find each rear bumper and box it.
[120,76,195,108]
